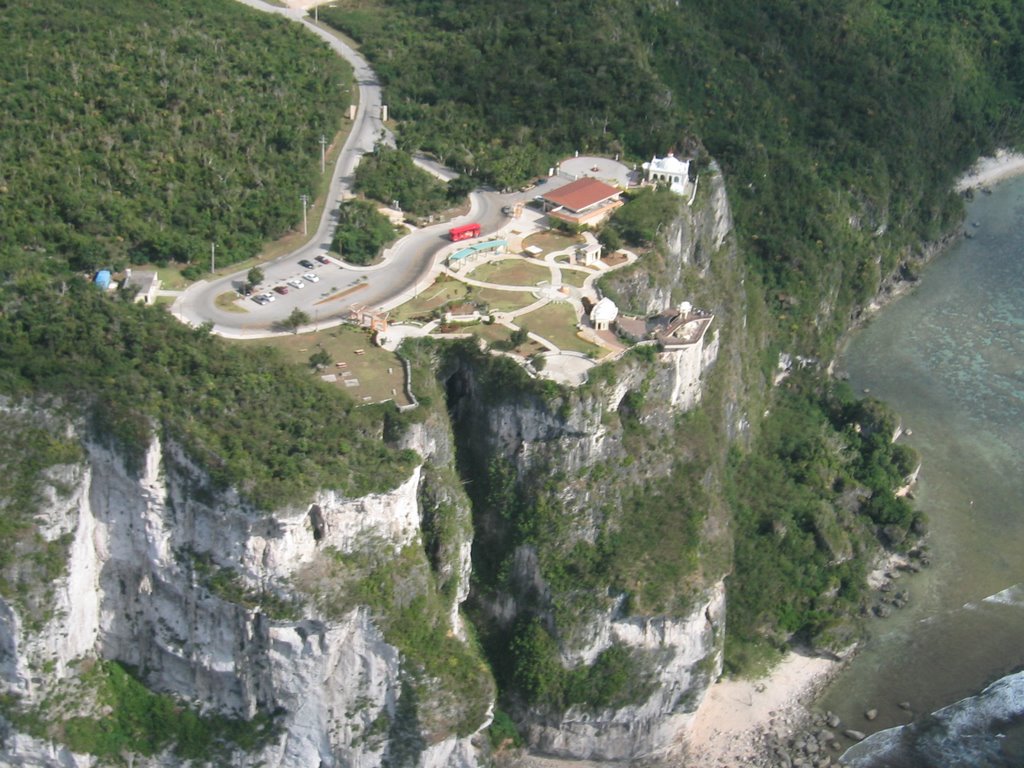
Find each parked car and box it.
[260,292,276,303]
[251,294,269,305]
[303,272,320,283]
[287,278,305,289]
[273,285,289,295]
[298,259,315,269]
[315,255,330,265]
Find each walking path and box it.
[187,1,641,386]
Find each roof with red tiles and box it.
[542,177,621,213]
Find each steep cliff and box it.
[0,166,757,766]
[0,404,489,767]
[411,166,762,762]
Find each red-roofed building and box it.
[540,177,623,227]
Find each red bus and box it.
[449,223,480,242]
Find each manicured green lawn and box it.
[469,287,537,312]
[516,302,599,355]
[522,231,582,257]
[463,322,513,348]
[469,258,552,287]
[558,268,591,288]
[391,277,470,321]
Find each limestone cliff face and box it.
[604,162,735,316]
[442,352,728,761]
[525,582,726,762]
[0,423,482,768]
[0,158,755,767]
[432,162,751,762]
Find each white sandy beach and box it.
[683,652,840,767]
[516,652,839,768]
[955,149,1024,191]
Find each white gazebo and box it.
[590,297,619,331]
[576,241,603,266]
[642,153,692,196]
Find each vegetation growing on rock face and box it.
[294,542,494,737]
[0,409,82,629]
[0,284,417,510]
[726,375,922,661]
[0,660,277,760]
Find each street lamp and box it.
[210,241,216,273]
[300,194,309,235]
[320,134,327,174]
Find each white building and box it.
[590,297,618,331]
[575,241,603,266]
[642,153,692,196]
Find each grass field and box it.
[558,268,591,288]
[234,325,410,407]
[469,287,536,313]
[516,302,599,355]
[215,291,249,313]
[391,276,470,321]
[468,258,552,287]
[464,322,513,348]
[522,231,582,257]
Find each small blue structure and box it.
[448,239,507,264]
[94,270,112,290]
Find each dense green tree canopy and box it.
[320,0,1024,350]
[331,198,400,264]
[0,1,407,511]
[0,0,350,278]
[355,145,450,215]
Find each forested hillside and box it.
[320,0,1024,350]
[0,0,349,277]
[2,0,1024,760]
[317,0,1024,678]
[0,1,403,512]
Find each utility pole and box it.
[314,4,318,23]
[320,134,327,174]
[210,242,216,273]
[300,195,309,235]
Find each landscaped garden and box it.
[558,269,591,289]
[390,276,471,322]
[468,258,552,287]
[467,287,537,313]
[515,302,601,355]
[522,231,583,257]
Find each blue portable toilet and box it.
[95,270,112,290]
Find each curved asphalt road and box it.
[171,1,502,336]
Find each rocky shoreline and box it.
[700,551,932,768]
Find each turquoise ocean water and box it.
[817,177,1024,765]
